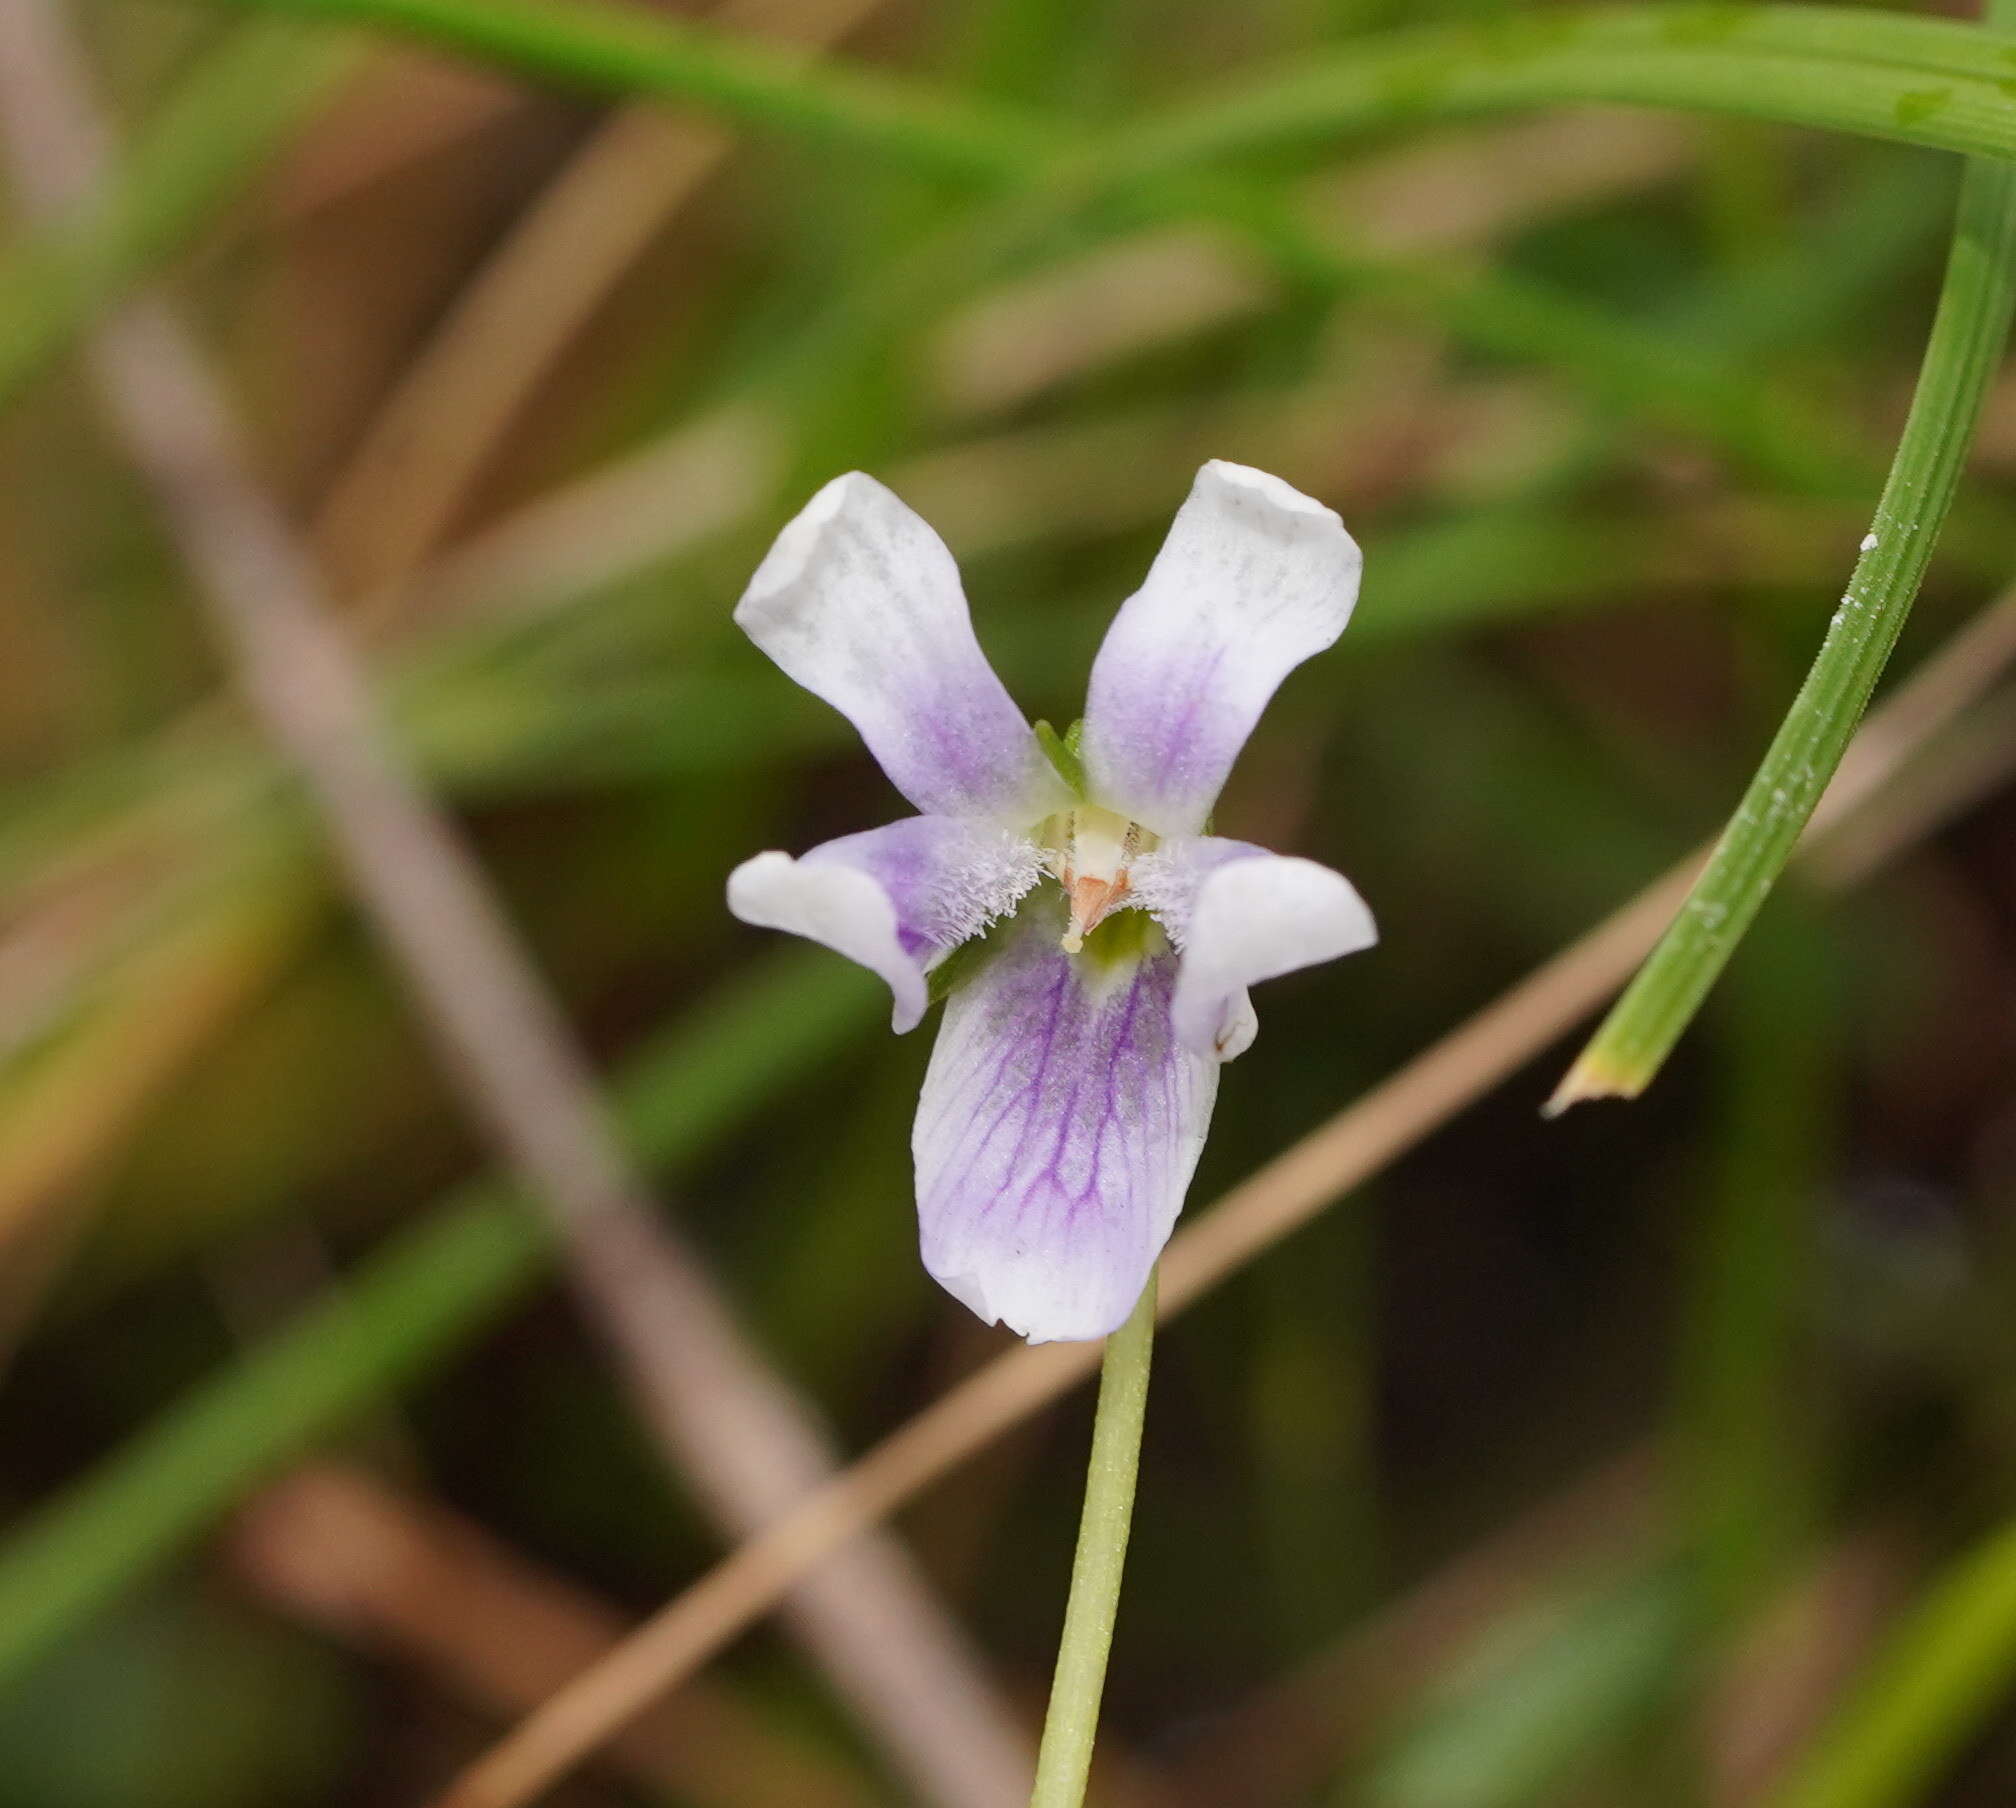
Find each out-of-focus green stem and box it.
[1549,16,2016,1111]
[1029,1269,1157,1808]
[0,21,354,407]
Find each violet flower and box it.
[728,462,1375,1343]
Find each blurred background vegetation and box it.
[4,0,2016,1803]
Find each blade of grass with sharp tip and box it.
[0,947,877,1690]
[1548,36,2016,1113]
[0,20,354,408]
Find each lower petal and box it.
[913,900,1218,1343]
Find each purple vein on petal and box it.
[912,899,1218,1342]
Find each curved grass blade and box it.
[1550,38,2016,1113]
[1103,6,2016,178]
[190,0,2016,174]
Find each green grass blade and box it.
[0,21,354,408]
[1765,1518,2016,1808]
[1106,7,2016,177]
[0,947,878,1691]
[1549,74,2016,1111]
[192,0,2016,176]
[200,0,1050,182]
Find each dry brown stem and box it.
[231,1465,882,1808]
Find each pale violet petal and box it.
[728,816,1040,1033]
[735,472,1070,824]
[1079,462,1361,836]
[1135,837,1376,1059]
[913,900,1217,1343]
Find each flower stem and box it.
[1029,1268,1157,1808]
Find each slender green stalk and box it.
[0,22,354,407]
[1549,31,2016,1111]
[1030,1269,1158,1808]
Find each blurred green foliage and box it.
[3,0,2016,1804]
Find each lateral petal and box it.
[728,816,1040,1032]
[1136,838,1375,1060]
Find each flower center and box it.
[1042,804,1157,954]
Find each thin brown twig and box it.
[231,1465,884,1808]
[0,10,1032,1805]
[430,581,2016,1808]
[1810,693,2016,888]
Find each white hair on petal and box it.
[1125,848,1196,945]
[918,829,1045,947]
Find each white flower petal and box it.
[1138,839,1376,1059]
[728,816,1040,1032]
[735,472,1070,824]
[1079,461,1361,836]
[913,901,1217,1343]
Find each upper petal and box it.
[728,815,1040,1033]
[1134,837,1376,1059]
[914,900,1218,1343]
[736,472,1070,824]
[1079,462,1361,836]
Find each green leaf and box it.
[1550,46,2016,1111]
